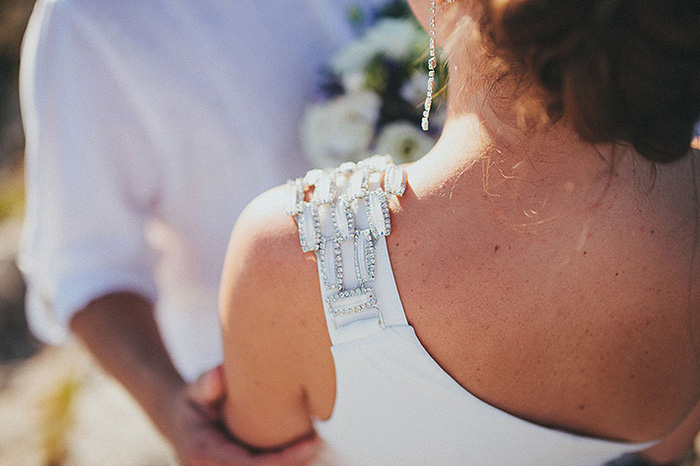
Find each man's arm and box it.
[70,291,319,465]
[70,293,185,443]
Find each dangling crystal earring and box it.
[422,0,455,132]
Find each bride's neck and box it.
[410,53,656,229]
[425,47,650,196]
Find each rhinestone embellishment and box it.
[318,238,342,291]
[384,164,406,197]
[332,196,355,240]
[366,189,391,237]
[347,169,368,200]
[297,203,321,253]
[284,179,304,216]
[354,229,376,286]
[313,173,336,205]
[327,286,377,317]
[288,155,405,324]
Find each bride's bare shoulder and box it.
[219,185,332,449]
[222,185,308,279]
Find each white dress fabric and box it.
[19,0,386,381]
[287,156,657,465]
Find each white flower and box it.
[367,18,423,61]
[331,38,378,77]
[341,72,366,93]
[331,18,423,78]
[375,121,436,163]
[302,91,381,168]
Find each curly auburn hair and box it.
[474,0,700,163]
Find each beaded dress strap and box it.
[286,155,408,344]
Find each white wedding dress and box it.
[286,155,657,465]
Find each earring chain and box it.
[421,0,455,132]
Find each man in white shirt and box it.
[19,0,385,461]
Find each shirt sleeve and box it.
[18,0,160,343]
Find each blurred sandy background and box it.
[0,1,698,465]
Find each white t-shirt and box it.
[19,0,386,381]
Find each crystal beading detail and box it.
[332,196,355,240]
[326,286,378,317]
[384,164,406,197]
[284,179,304,216]
[366,189,391,237]
[339,161,356,173]
[358,154,392,172]
[288,156,405,323]
[313,173,336,205]
[333,239,344,288]
[318,238,341,291]
[303,169,324,188]
[297,202,321,253]
[347,168,369,201]
[354,229,376,286]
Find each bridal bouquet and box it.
[302,1,447,169]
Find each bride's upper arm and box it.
[218,186,328,450]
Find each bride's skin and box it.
[218,0,700,459]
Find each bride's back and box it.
[219,0,700,461]
[381,0,700,443]
[389,135,699,443]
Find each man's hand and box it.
[173,365,319,466]
[70,295,318,466]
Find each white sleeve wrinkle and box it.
[19,0,161,343]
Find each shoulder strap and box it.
[286,156,409,345]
